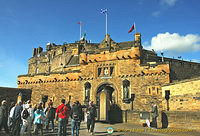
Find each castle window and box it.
[49,65,51,72]
[152,87,155,91]
[98,68,102,77]
[149,88,151,95]
[157,88,159,94]
[36,60,40,65]
[110,67,114,76]
[36,68,39,74]
[49,59,52,64]
[98,65,115,77]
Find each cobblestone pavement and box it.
[1,120,200,136]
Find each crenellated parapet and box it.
[17,72,94,85]
[79,46,141,64]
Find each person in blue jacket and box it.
[33,105,45,135]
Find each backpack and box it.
[22,109,30,119]
[72,104,82,120]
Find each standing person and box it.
[12,101,23,136]
[71,101,82,136]
[33,104,37,112]
[0,100,9,134]
[86,101,97,135]
[33,105,45,136]
[20,102,33,136]
[150,102,158,129]
[55,99,70,136]
[22,101,26,110]
[8,102,16,130]
[45,102,55,131]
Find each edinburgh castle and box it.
[17,33,200,128]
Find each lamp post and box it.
[165,90,170,111]
[130,94,135,111]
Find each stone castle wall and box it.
[16,33,200,131]
[163,111,200,130]
[18,47,170,110]
[169,60,200,81]
[0,87,32,106]
[162,77,200,111]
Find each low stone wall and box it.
[163,111,200,130]
[122,110,200,130]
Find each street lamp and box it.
[165,90,170,111]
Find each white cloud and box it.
[152,11,161,17]
[160,0,179,6]
[152,0,179,17]
[144,32,200,53]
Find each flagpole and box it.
[134,22,136,41]
[106,8,107,47]
[80,21,82,40]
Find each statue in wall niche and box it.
[85,87,90,102]
[123,85,129,99]
[84,82,91,103]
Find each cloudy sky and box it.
[0,0,200,87]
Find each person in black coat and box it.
[86,101,97,134]
[70,101,82,136]
[45,101,55,131]
[0,100,9,134]
[12,101,23,136]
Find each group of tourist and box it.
[0,99,97,136]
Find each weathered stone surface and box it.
[0,87,32,106]
[162,77,200,111]
[17,33,200,129]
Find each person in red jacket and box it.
[55,99,70,136]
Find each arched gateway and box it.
[96,83,121,122]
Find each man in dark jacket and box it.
[12,101,23,136]
[0,100,9,134]
[71,101,82,136]
[86,101,97,135]
[45,102,55,131]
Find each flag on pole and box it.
[83,33,86,37]
[80,33,86,40]
[100,8,107,14]
[78,22,82,26]
[128,24,135,33]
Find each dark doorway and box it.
[96,84,122,123]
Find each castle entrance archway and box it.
[96,83,115,121]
